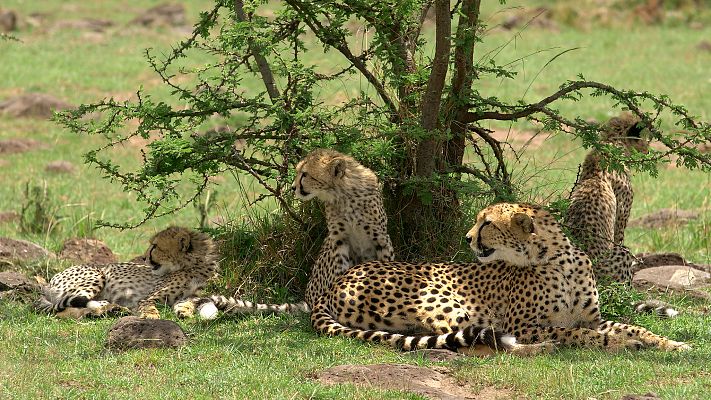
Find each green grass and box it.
[1,1,710,399]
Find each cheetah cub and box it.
[181,148,395,318]
[36,226,219,319]
[565,114,677,317]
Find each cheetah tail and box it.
[310,302,516,353]
[180,295,311,319]
[634,299,679,318]
[33,286,89,314]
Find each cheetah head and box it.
[466,203,563,266]
[604,112,650,155]
[144,226,217,275]
[291,148,379,203]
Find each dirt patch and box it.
[313,364,515,400]
[130,3,186,28]
[0,93,73,119]
[697,40,711,53]
[59,238,117,264]
[0,238,54,262]
[628,208,700,229]
[45,160,76,174]
[0,139,47,155]
[0,9,18,32]
[488,128,550,150]
[500,7,558,31]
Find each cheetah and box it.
[181,148,394,318]
[311,203,689,354]
[565,114,677,317]
[565,113,649,283]
[36,226,219,319]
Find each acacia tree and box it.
[57,0,711,258]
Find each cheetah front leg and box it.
[137,273,192,319]
[597,321,690,351]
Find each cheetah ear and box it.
[512,213,535,235]
[178,231,192,253]
[330,158,346,179]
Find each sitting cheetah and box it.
[311,203,689,353]
[36,226,219,319]
[180,148,394,318]
[565,113,648,283]
[565,114,677,317]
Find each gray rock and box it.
[106,316,188,351]
[633,265,711,300]
[0,9,17,32]
[130,3,186,27]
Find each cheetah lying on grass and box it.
[36,226,219,319]
[311,203,689,354]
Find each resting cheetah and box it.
[311,203,689,353]
[182,148,394,318]
[565,113,649,283]
[36,226,219,319]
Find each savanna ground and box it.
[1,1,710,399]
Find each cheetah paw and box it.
[138,308,161,319]
[662,340,691,351]
[173,300,195,319]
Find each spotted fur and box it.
[183,148,394,318]
[312,203,689,353]
[36,226,219,319]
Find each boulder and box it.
[633,265,711,300]
[106,316,188,351]
[0,270,38,291]
[0,9,17,32]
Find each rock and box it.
[0,139,47,155]
[59,238,117,264]
[621,392,661,400]
[106,316,188,351]
[633,265,711,300]
[0,9,17,32]
[637,252,688,268]
[45,160,76,174]
[501,7,558,31]
[313,364,505,400]
[128,255,147,264]
[0,238,54,262]
[0,93,73,119]
[130,3,186,27]
[0,211,19,224]
[628,208,700,229]
[0,270,38,291]
[697,40,711,52]
[52,18,113,32]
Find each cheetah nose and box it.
[465,234,472,244]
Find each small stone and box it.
[45,160,76,174]
[59,238,117,264]
[0,93,73,119]
[0,139,47,155]
[0,211,19,224]
[106,316,188,351]
[634,265,710,292]
[130,3,186,28]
